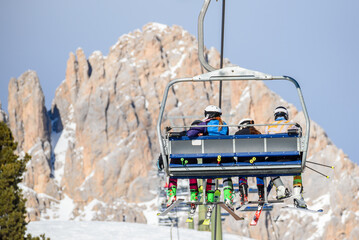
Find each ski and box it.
[186,203,197,223]
[250,203,263,226]
[185,201,203,205]
[157,199,184,216]
[282,206,324,213]
[202,205,214,225]
[219,203,244,220]
[250,179,274,226]
[248,200,283,204]
[186,216,194,223]
[240,205,273,212]
[237,200,279,211]
[203,218,211,225]
[236,203,248,211]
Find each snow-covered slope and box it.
[27,221,252,240]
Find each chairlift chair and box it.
[156,67,310,179]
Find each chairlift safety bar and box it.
[168,122,298,130]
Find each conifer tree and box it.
[0,121,48,240]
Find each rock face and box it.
[6,23,359,239]
[0,101,8,123]
[7,71,60,220]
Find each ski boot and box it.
[189,189,198,215]
[257,184,265,202]
[166,186,177,207]
[202,190,215,225]
[206,190,214,203]
[190,189,199,202]
[214,189,221,201]
[238,184,249,206]
[293,186,307,208]
[186,203,197,223]
[198,185,203,200]
[202,204,214,225]
[186,189,199,223]
[272,177,291,200]
[224,187,234,211]
[276,185,291,200]
[206,205,214,217]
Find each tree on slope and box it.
[0,121,48,240]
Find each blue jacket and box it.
[187,119,228,137]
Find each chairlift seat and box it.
[166,133,303,178]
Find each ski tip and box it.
[202,219,210,225]
[249,222,257,226]
[318,209,324,212]
[157,213,161,216]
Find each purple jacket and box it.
[187,121,208,137]
[187,119,228,137]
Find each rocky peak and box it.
[8,71,50,152]
[7,70,59,220]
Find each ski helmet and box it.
[204,105,222,119]
[191,120,202,126]
[274,106,288,120]
[238,118,254,129]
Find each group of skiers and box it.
[158,104,307,215]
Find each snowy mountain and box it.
[3,22,359,239]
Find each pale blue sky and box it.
[1,0,358,163]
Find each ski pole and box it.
[305,165,329,178]
[306,161,334,169]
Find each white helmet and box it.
[238,118,254,129]
[274,106,288,120]
[205,105,222,113]
[204,105,222,119]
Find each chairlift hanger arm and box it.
[283,76,310,170]
[198,0,217,72]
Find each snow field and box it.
[27,221,253,240]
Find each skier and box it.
[235,118,265,204]
[186,105,234,212]
[265,106,307,208]
[163,120,203,213]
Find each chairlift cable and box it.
[213,0,226,239]
[215,2,226,240]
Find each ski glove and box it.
[157,154,164,170]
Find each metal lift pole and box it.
[197,1,226,239]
